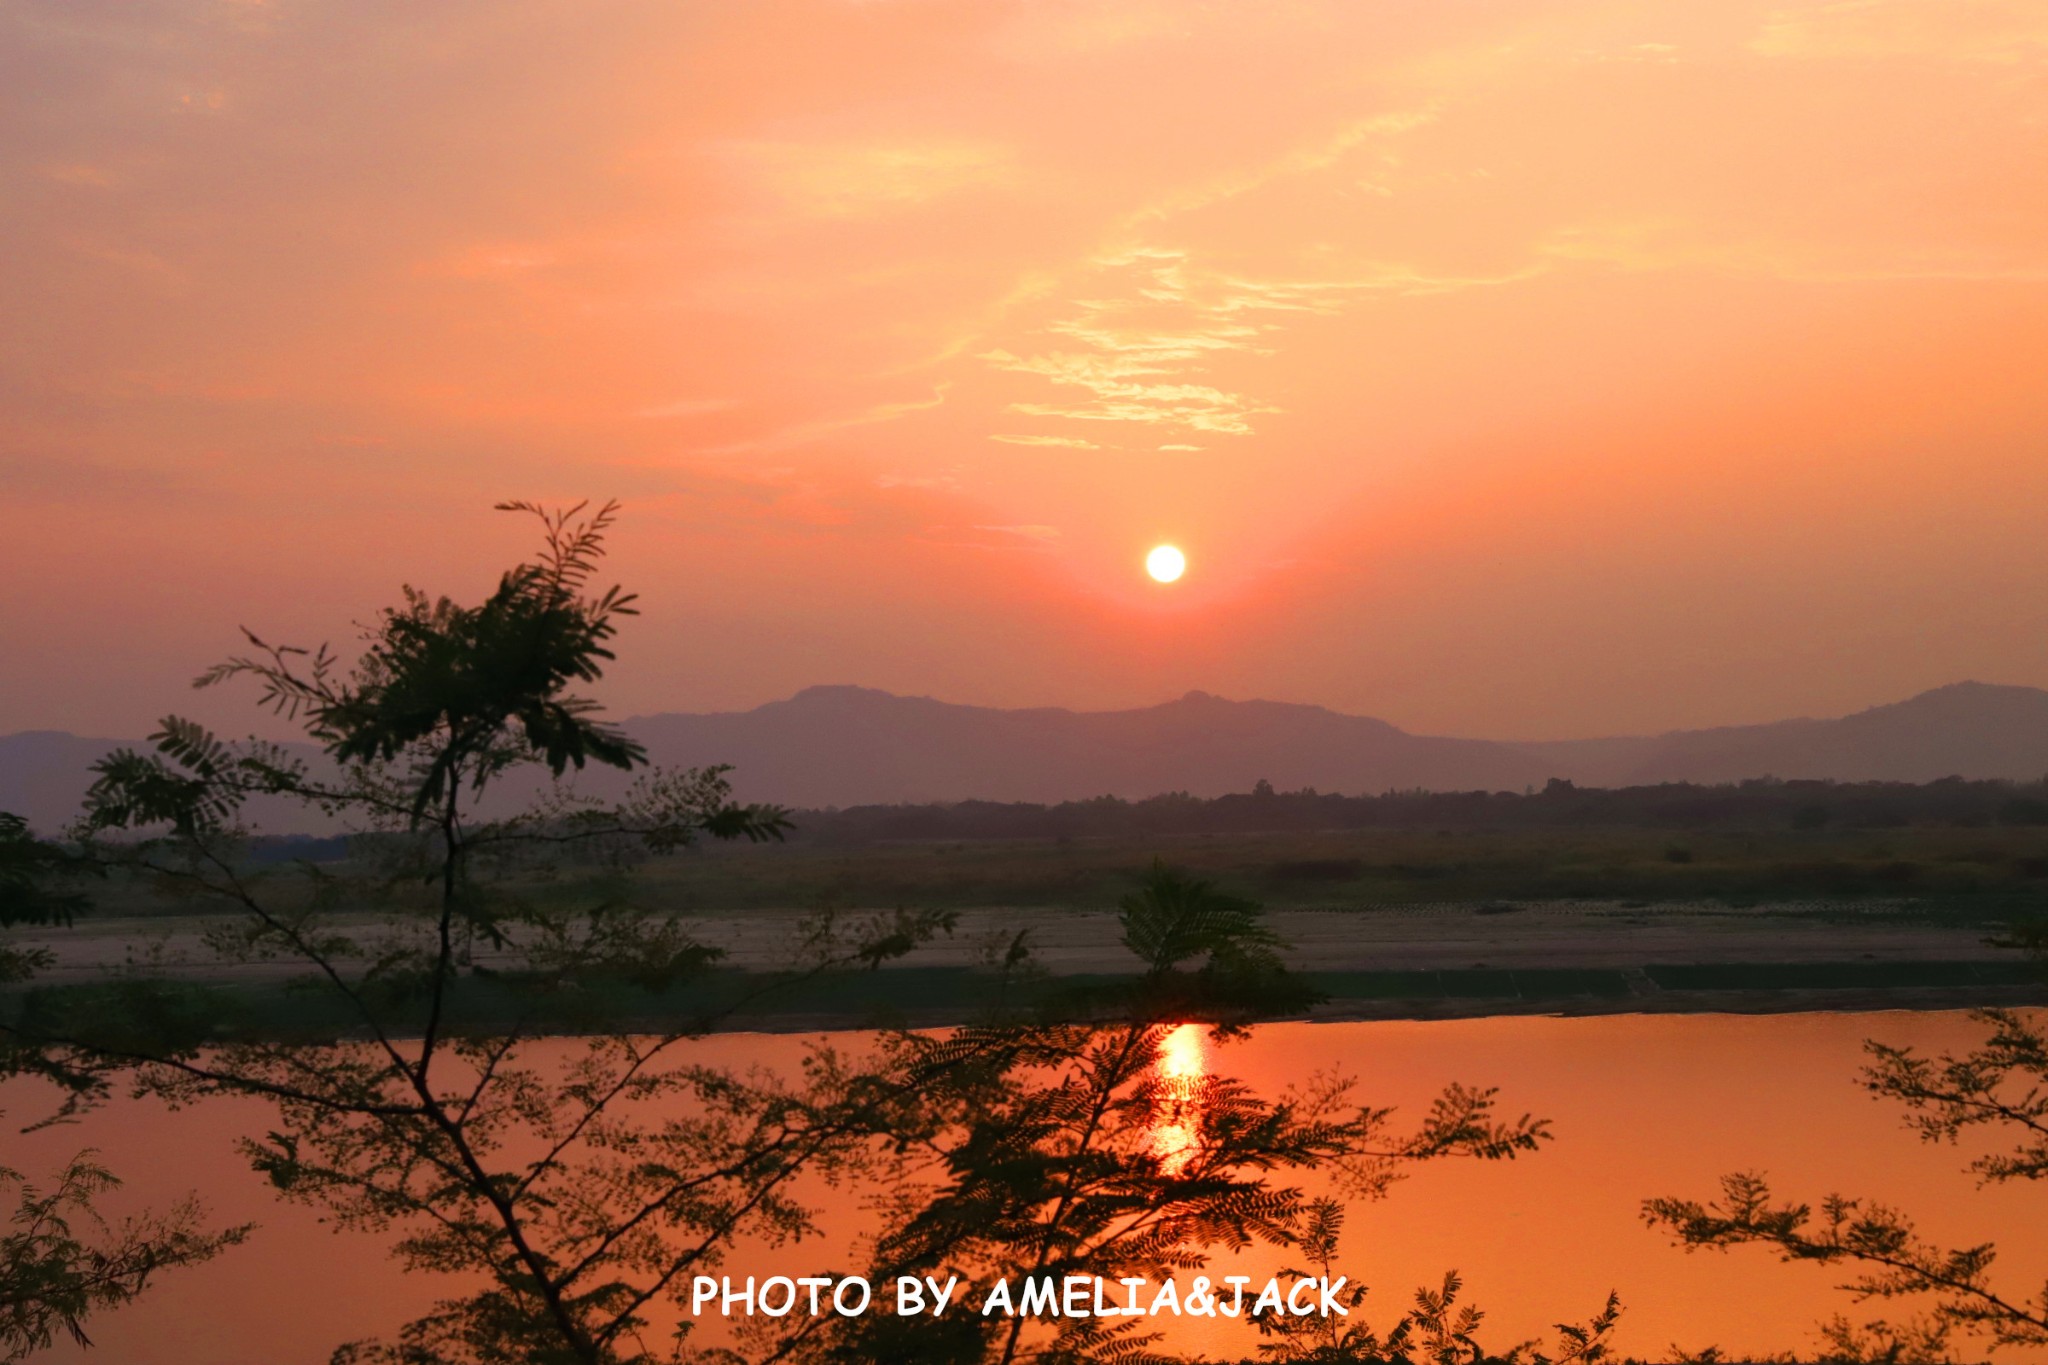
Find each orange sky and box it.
[5,0,2047,740]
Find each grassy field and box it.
[606,824,2048,922]
[71,823,2048,926]
[19,817,2045,1042]
[21,823,2048,1035]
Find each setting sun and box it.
[1146,545,1186,584]
[6,6,2048,1360]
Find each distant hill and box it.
[1513,682,2048,787]
[7,681,2048,832]
[0,730,336,838]
[0,732,124,837]
[625,686,1553,808]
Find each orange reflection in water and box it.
[1151,1022,1207,1174]
[13,1011,2048,1363]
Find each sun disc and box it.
[1146,544,1186,583]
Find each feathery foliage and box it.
[4,501,946,1364]
[1646,998,2048,1358]
[3,504,1592,1365]
[0,1153,248,1363]
[1,817,239,1359]
[0,813,93,985]
[749,864,1563,1365]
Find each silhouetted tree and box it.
[1246,1202,1620,1365]
[4,502,948,1364]
[743,863,1600,1365]
[1,813,243,1362]
[0,812,89,989]
[0,1152,246,1362]
[3,503,1595,1365]
[1646,1002,2048,1360]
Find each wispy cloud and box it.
[991,2,1189,60]
[1754,0,2048,63]
[1123,106,1441,228]
[978,244,1532,441]
[978,249,1273,436]
[1000,379,1275,435]
[41,163,114,187]
[1541,217,2048,284]
[724,138,1017,218]
[971,523,1062,543]
[637,397,740,419]
[696,385,951,456]
[991,433,1100,449]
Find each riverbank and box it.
[9,955,2042,1039]
[8,896,2040,1034]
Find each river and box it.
[9,1009,2043,1362]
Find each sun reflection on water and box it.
[1151,1022,1207,1174]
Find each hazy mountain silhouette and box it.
[1512,681,2048,787]
[620,681,2048,807]
[625,686,1553,808]
[8,682,2048,831]
[0,730,341,837]
[0,732,125,837]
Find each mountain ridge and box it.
[1512,681,2048,786]
[7,681,2047,833]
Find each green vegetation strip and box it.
[19,961,2035,1046]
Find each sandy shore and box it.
[13,899,2038,1032]
[12,898,2012,977]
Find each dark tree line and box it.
[766,779,2048,848]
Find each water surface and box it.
[12,1009,2043,1362]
